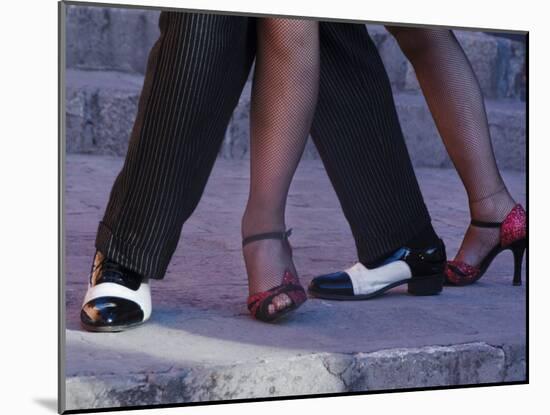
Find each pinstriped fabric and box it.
[96,13,257,278]
[96,13,431,280]
[312,22,431,264]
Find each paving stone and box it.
[62,155,526,411]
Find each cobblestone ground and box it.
[63,155,527,411]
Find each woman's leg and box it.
[386,27,517,266]
[242,18,319,314]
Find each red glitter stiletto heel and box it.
[243,229,307,322]
[445,204,527,286]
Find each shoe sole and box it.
[308,274,444,301]
[79,318,147,333]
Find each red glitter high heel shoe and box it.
[244,229,307,322]
[445,204,527,286]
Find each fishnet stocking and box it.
[242,18,320,297]
[387,27,517,265]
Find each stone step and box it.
[65,5,161,75]
[367,26,526,101]
[65,5,526,102]
[65,69,526,171]
[395,92,526,171]
[65,69,144,156]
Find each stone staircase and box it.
[64,5,526,170]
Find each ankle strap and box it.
[242,229,292,247]
[470,219,502,228]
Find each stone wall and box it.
[64,5,527,170]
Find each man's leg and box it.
[81,12,256,331]
[308,22,445,300]
[96,12,256,280]
[312,22,436,265]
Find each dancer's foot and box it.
[308,237,447,300]
[454,187,517,267]
[446,203,527,286]
[80,251,152,332]
[242,230,306,322]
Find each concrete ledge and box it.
[65,342,524,411]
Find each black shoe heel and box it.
[408,274,444,296]
[510,239,526,286]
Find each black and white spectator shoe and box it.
[80,252,152,332]
[308,240,446,300]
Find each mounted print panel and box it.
[58,1,527,413]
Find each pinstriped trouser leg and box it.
[312,22,432,264]
[95,12,256,279]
